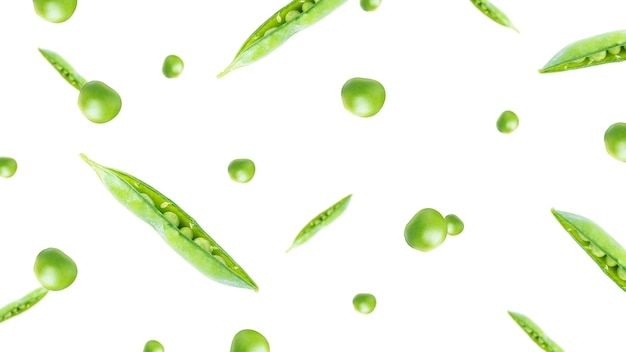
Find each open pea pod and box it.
[551,208,626,291]
[0,287,48,324]
[38,48,87,90]
[217,0,347,77]
[508,311,564,352]
[469,0,518,33]
[81,154,258,291]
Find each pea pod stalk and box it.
[0,287,48,324]
[81,154,258,291]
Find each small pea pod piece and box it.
[80,154,258,291]
[551,208,626,291]
[286,194,352,252]
[38,48,87,90]
[508,311,564,352]
[469,0,518,33]
[540,30,626,73]
[0,287,48,324]
[218,0,348,77]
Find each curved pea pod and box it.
[217,0,348,78]
[0,287,48,324]
[80,154,258,291]
[38,48,87,90]
[540,30,626,73]
[469,0,518,33]
[508,311,564,352]
[551,208,626,291]
[286,194,351,252]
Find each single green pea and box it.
[444,214,464,236]
[143,340,164,352]
[228,159,256,183]
[33,0,77,23]
[230,329,270,352]
[77,80,122,124]
[341,77,386,117]
[404,208,447,252]
[0,157,18,178]
[360,0,381,11]
[604,122,626,162]
[352,293,376,314]
[496,110,519,133]
[162,55,184,78]
[33,248,77,291]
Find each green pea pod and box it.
[81,154,258,291]
[286,194,351,252]
[218,0,348,78]
[0,287,48,324]
[551,208,626,291]
[38,48,87,90]
[508,311,564,352]
[469,0,518,33]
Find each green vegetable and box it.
[496,110,518,134]
[33,248,77,291]
[143,340,164,352]
[286,194,352,252]
[352,293,376,314]
[469,0,518,32]
[228,159,256,183]
[218,0,348,77]
[444,214,464,236]
[508,311,564,352]
[604,122,626,162]
[33,0,77,23]
[162,55,184,78]
[81,154,258,291]
[404,208,447,252]
[78,81,122,124]
[341,77,386,118]
[230,329,270,352]
[38,48,87,90]
[0,287,48,324]
[360,0,381,11]
[0,157,18,178]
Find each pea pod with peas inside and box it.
[508,311,564,352]
[469,0,518,33]
[80,154,258,291]
[218,0,347,77]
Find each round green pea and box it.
[404,208,447,252]
[352,293,376,314]
[360,0,381,11]
[230,329,270,352]
[341,77,386,118]
[0,157,18,178]
[604,122,626,162]
[77,80,122,124]
[228,159,256,183]
[33,248,77,291]
[162,55,184,78]
[496,110,519,133]
[33,0,77,23]
[143,340,164,352]
[444,214,464,236]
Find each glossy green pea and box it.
[230,329,270,352]
[162,55,184,78]
[218,0,348,77]
[78,81,122,124]
[496,110,519,134]
[352,293,376,314]
[360,0,381,11]
[604,122,626,162]
[444,214,464,236]
[0,157,18,178]
[81,154,258,291]
[341,77,386,118]
[469,0,518,32]
[540,30,626,73]
[552,208,626,291]
[33,248,77,291]
[404,208,447,252]
[286,194,352,252]
[508,311,564,352]
[33,0,77,23]
[38,48,87,90]
[0,287,48,324]
[228,159,256,183]
[143,340,164,352]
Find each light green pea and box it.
[33,0,77,23]
[180,226,194,240]
[228,159,256,183]
[604,122,626,162]
[285,9,301,22]
[143,340,164,352]
[496,110,519,133]
[162,55,184,78]
[230,329,270,352]
[404,208,447,252]
[352,293,376,314]
[302,2,315,11]
[78,81,122,124]
[360,0,381,11]
[444,214,464,236]
[33,248,77,291]
[0,157,18,178]
[341,77,386,118]
[163,211,180,228]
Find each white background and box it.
[1,0,626,351]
